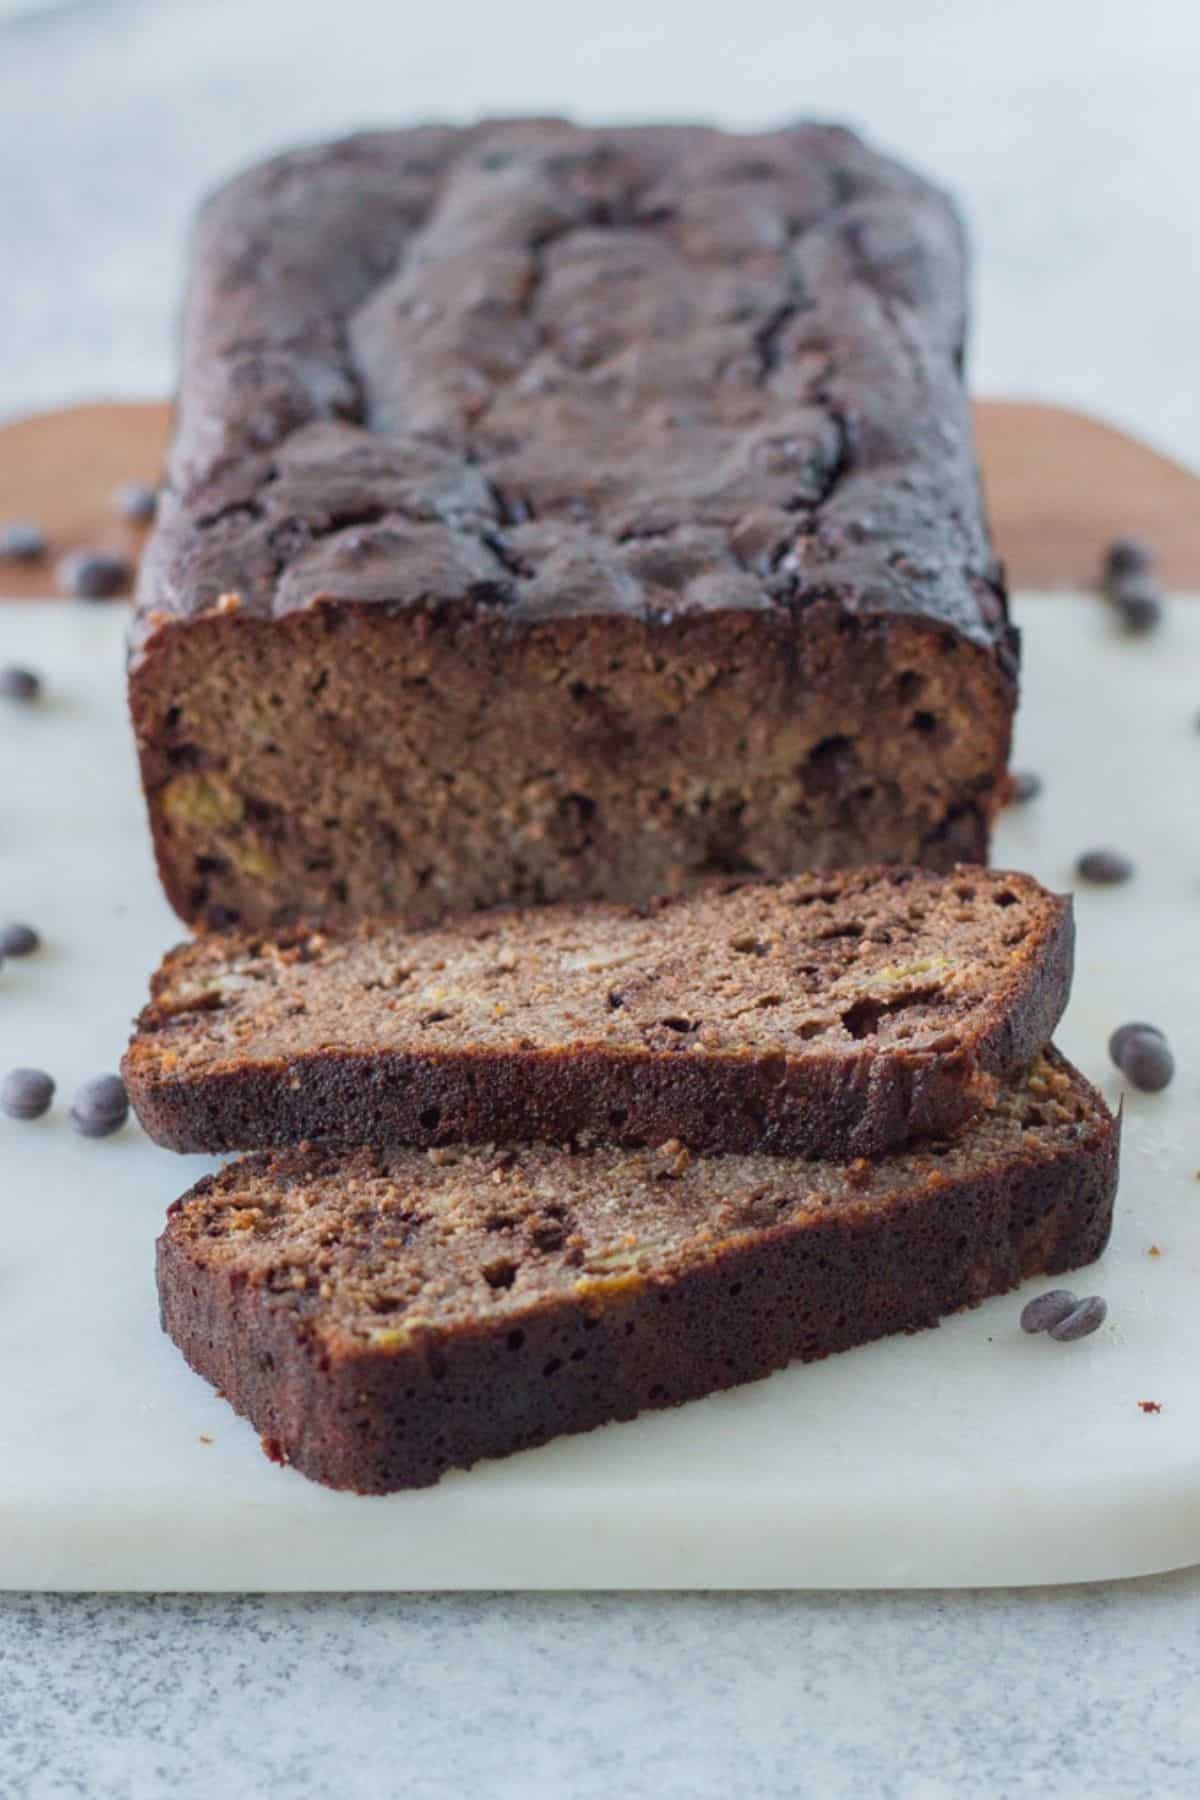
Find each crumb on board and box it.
[197,1434,214,1445]
[1138,1401,1163,1414]
[1147,1244,1162,1257]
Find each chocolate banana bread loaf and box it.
[131,119,1016,931]
[125,867,1072,1159]
[157,1050,1117,1493]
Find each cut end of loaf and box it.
[130,601,1012,932]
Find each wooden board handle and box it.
[2,398,1198,597]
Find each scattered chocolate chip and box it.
[1114,578,1164,635]
[56,548,132,600]
[1138,1400,1162,1414]
[1075,848,1134,885]
[0,665,41,702]
[69,1072,129,1137]
[1100,537,1166,632]
[1020,1289,1079,1334]
[1,1067,55,1120]
[0,521,48,562]
[1010,770,1043,804]
[1103,536,1154,584]
[112,481,158,524]
[1117,1029,1175,1093]
[1047,1295,1108,1341]
[1108,1020,1165,1067]
[0,922,39,956]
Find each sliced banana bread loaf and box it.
[158,1050,1118,1493]
[125,867,1072,1160]
[131,119,1015,932]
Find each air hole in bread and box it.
[483,1259,517,1290]
[841,985,942,1040]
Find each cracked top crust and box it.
[134,119,1012,666]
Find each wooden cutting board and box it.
[2,398,1199,596]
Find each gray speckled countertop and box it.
[5,1582,1200,1798]
[3,1,1200,1794]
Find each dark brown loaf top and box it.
[130,119,1016,931]
[157,1050,1118,1493]
[124,867,1072,1159]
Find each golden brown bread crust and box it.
[124,868,1073,1160]
[156,1050,1118,1493]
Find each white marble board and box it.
[0,595,1196,1590]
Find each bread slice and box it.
[127,867,1072,1160]
[157,1049,1117,1493]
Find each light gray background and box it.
[2,0,1200,468]
[2,3,1199,1796]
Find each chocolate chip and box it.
[1019,1288,1078,1334]
[56,549,132,600]
[112,481,158,524]
[1116,1028,1175,1093]
[0,922,39,956]
[1113,578,1164,635]
[70,1072,129,1137]
[1047,1295,1108,1341]
[1108,1020,1165,1068]
[1010,770,1042,804]
[1075,848,1134,885]
[1,1067,55,1120]
[0,521,47,562]
[1103,536,1154,584]
[0,665,41,702]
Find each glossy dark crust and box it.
[156,1068,1119,1494]
[124,878,1073,1160]
[134,120,1010,653]
[130,119,1016,929]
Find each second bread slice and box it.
[156,1050,1118,1493]
[126,867,1072,1158]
